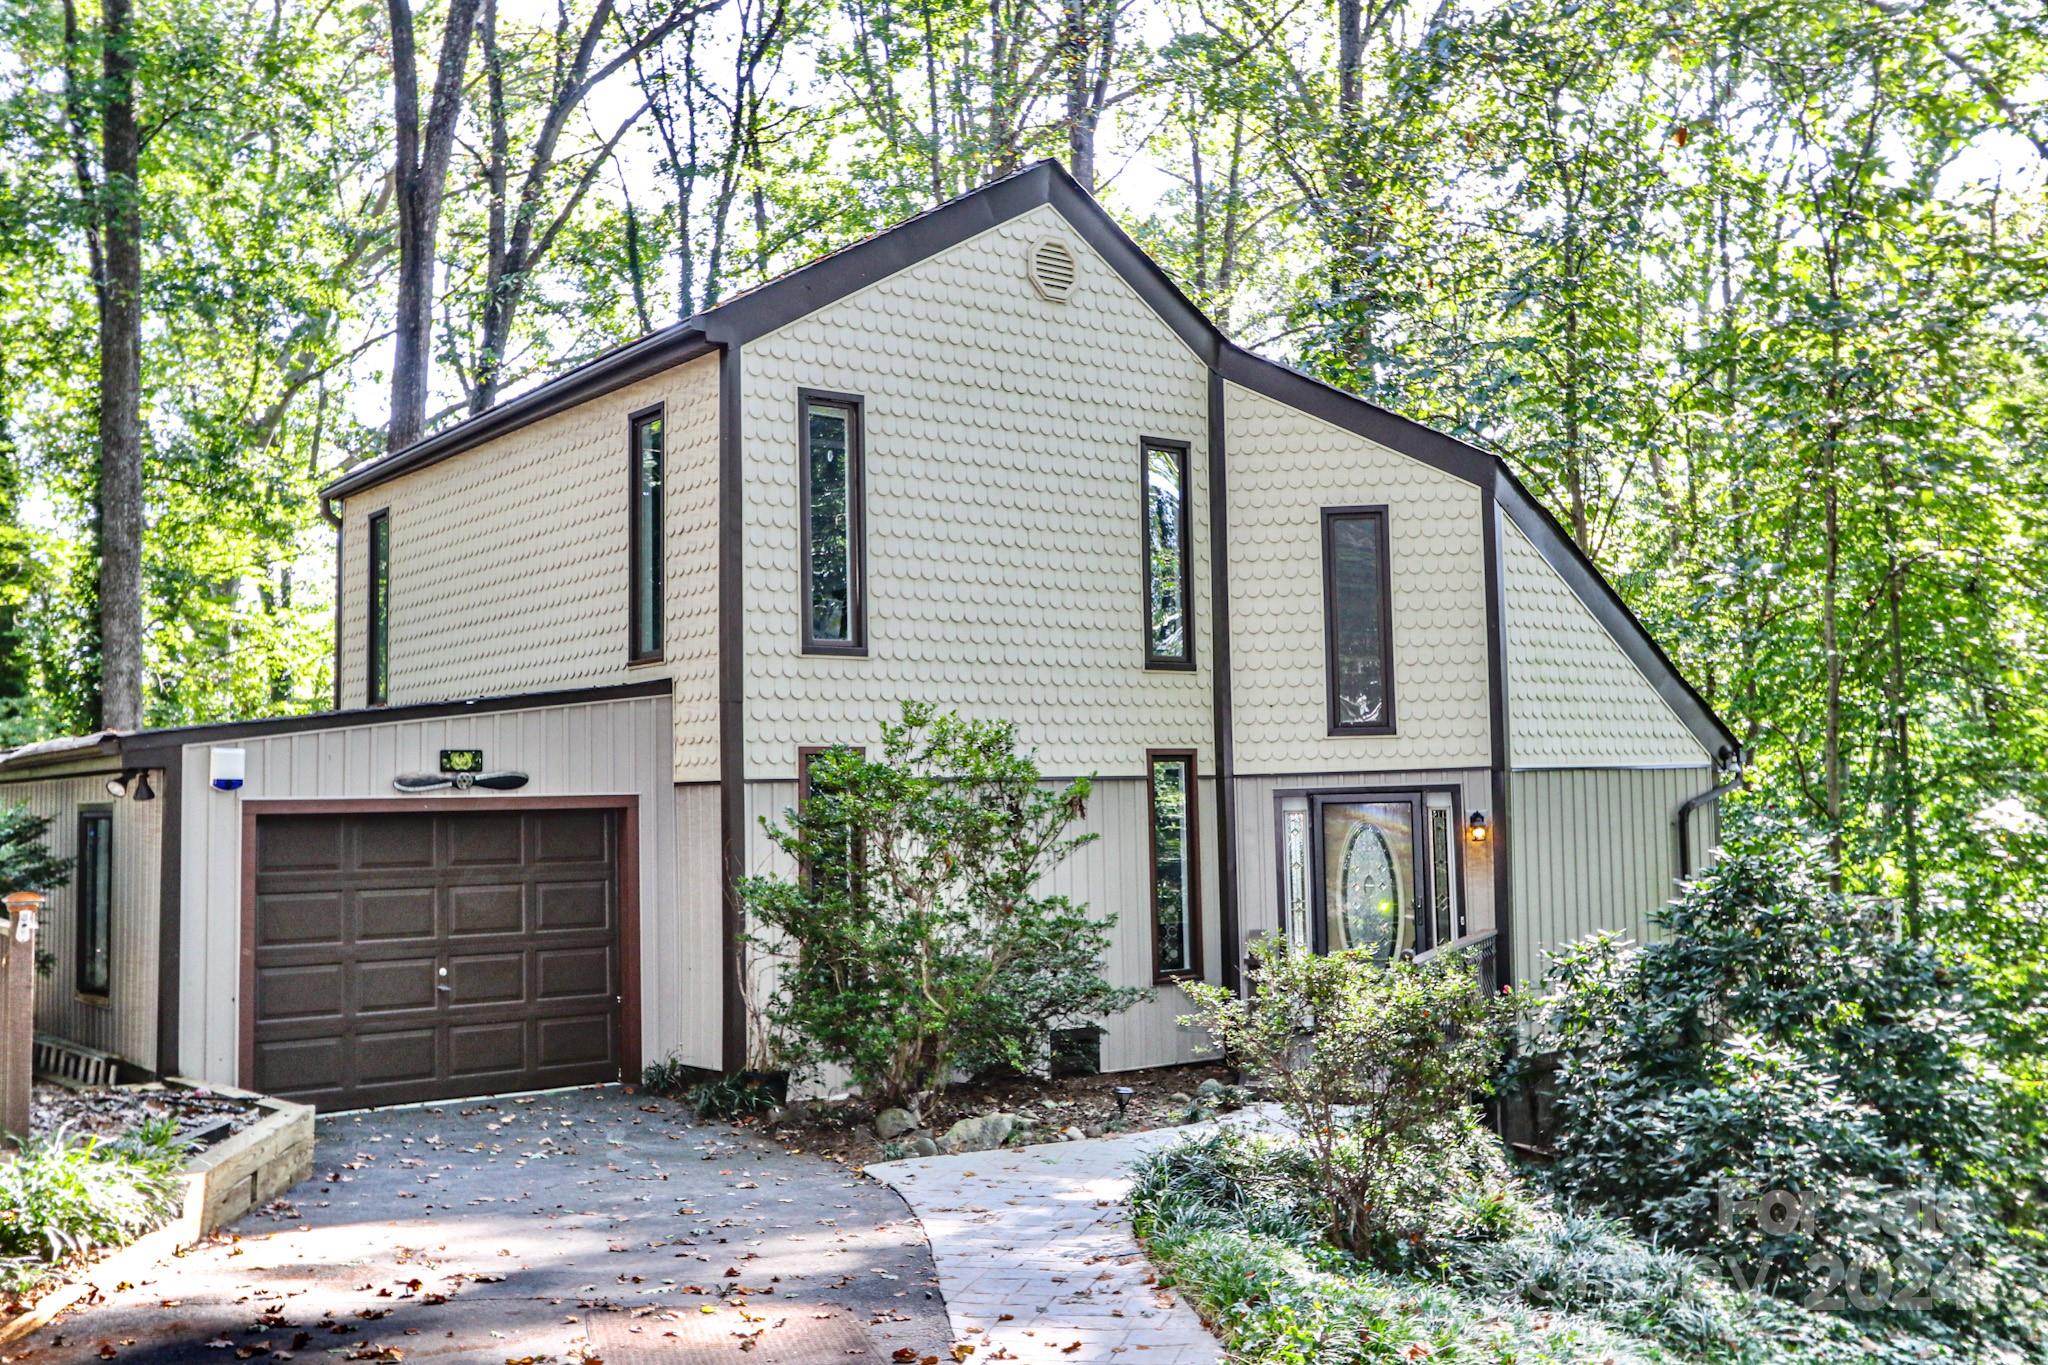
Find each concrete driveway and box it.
[8,1087,952,1364]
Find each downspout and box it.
[320,494,343,712]
[1676,758,1743,883]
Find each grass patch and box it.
[0,1119,187,1303]
[1128,1129,2006,1365]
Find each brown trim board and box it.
[1205,369,1240,993]
[714,337,748,1073]
[1480,489,1514,993]
[233,794,644,1095]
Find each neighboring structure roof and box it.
[316,159,1737,760]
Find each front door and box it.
[1279,789,1463,959]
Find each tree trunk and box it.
[96,0,143,732]
[385,0,484,452]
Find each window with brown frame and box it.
[799,391,866,655]
[1322,506,1395,735]
[796,745,865,886]
[1142,439,1193,669]
[628,405,665,662]
[1148,750,1200,981]
[76,807,112,997]
[366,509,391,706]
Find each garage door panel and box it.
[256,892,343,948]
[448,813,524,866]
[448,1022,526,1077]
[356,887,438,941]
[449,952,525,1004]
[536,1015,613,1070]
[259,818,345,872]
[256,962,344,1023]
[449,884,524,935]
[253,1036,343,1096]
[537,947,611,1001]
[353,815,438,869]
[355,1029,438,1085]
[356,958,439,1014]
[251,806,624,1110]
[535,880,610,931]
[532,811,609,864]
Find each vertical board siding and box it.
[740,205,1215,782]
[335,353,720,785]
[1508,766,1718,989]
[177,695,691,1086]
[8,769,161,1068]
[1221,382,1491,775]
[1229,769,1495,951]
[741,776,1221,1079]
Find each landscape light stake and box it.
[1112,1085,1134,1119]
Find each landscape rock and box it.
[940,1112,1020,1153]
[1062,1126,1085,1142]
[1195,1078,1226,1098]
[912,1136,939,1157]
[874,1107,920,1139]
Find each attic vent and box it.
[1027,236,1078,301]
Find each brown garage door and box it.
[249,806,622,1109]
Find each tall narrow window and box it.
[628,406,665,661]
[800,391,865,654]
[1149,751,1200,981]
[366,509,391,706]
[1322,507,1394,734]
[76,808,112,996]
[1143,440,1192,668]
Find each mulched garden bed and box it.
[743,1060,1246,1168]
[29,1082,265,1147]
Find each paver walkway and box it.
[868,1105,1286,1365]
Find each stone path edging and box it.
[867,1105,1288,1365]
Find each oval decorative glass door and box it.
[1319,798,1417,959]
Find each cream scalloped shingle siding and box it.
[336,352,721,781]
[1222,381,1490,774]
[1501,518,1708,768]
[738,204,1213,779]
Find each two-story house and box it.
[2,162,1737,1110]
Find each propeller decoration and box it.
[392,770,530,792]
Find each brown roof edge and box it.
[12,678,678,771]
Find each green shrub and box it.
[639,1052,703,1097]
[0,1120,186,1300]
[1180,934,1512,1258]
[685,1073,779,1122]
[1128,1129,2004,1365]
[0,802,71,895]
[1530,833,2048,1356]
[740,703,1143,1109]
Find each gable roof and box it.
[321,159,1737,760]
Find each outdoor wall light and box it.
[105,770,155,801]
[1467,810,1490,842]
